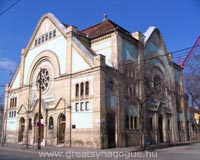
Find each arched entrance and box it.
[106,110,116,148]
[57,114,66,144]
[18,117,25,142]
[34,113,44,143]
[158,115,163,143]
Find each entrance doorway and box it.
[106,110,116,148]
[158,115,163,143]
[57,114,66,144]
[18,117,25,142]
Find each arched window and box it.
[45,33,48,41]
[53,29,56,37]
[134,117,137,130]
[38,37,41,44]
[85,81,89,96]
[150,117,153,130]
[126,116,129,129]
[80,83,84,96]
[49,117,54,130]
[167,119,170,131]
[130,116,133,129]
[75,84,79,97]
[35,39,38,46]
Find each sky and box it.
[0,0,199,102]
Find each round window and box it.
[37,68,50,92]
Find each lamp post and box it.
[67,105,71,148]
[37,69,42,149]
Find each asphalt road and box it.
[0,143,199,160]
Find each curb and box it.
[0,141,199,154]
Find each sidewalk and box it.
[0,141,199,154]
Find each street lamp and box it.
[37,68,42,149]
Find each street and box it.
[0,143,200,160]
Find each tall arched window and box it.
[49,117,54,130]
[80,83,84,96]
[85,81,89,96]
[134,117,137,130]
[75,84,79,97]
[130,116,133,129]
[126,116,129,129]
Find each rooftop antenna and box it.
[103,13,108,21]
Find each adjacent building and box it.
[189,107,200,140]
[0,106,3,142]
[3,13,189,148]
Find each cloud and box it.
[0,58,17,71]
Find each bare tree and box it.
[184,53,200,109]
[113,58,167,148]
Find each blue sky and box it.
[0,0,199,100]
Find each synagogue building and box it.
[2,13,189,148]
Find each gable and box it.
[18,105,27,114]
[30,18,62,50]
[147,32,161,47]
[23,14,68,85]
[25,13,68,52]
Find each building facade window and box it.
[85,101,89,111]
[34,29,56,46]
[10,97,17,108]
[74,101,91,112]
[80,102,84,111]
[75,103,79,111]
[38,37,41,44]
[134,117,137,130]
[53,29,56,37]
[126,116,129,129]
[45,33,48,41]
[80,83,84,96]
[37,68,50,92]
[167,119,170,131]
[75,84,79,97]
[75,81,90,98]
[49,117,54,130]
[35,39,38,46]
[8,110,17,118]
[85,81,89,96]
[130,116,133,129]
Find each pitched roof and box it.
[189,107,200,114]
[62,23,69,29]
[81,19,130,39]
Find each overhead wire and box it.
[0,0,21,16]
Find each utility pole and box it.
[37,69,42,149]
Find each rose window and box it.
[37,68,50,92]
